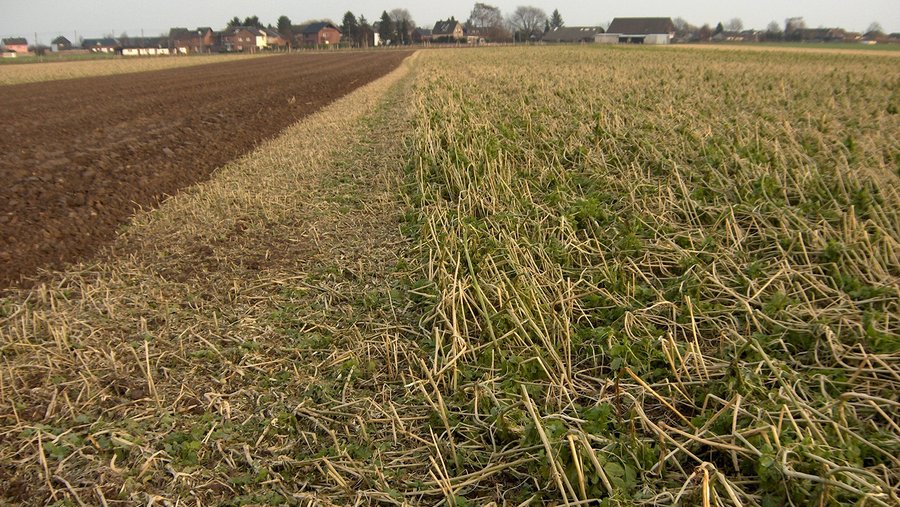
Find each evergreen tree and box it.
[379,11,395,45]
[341,11,359,46]
[359,15,371,47]
[243,16,263,29]
[549,9,564,30]
[277,15,292,47]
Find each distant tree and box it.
[277,15,292,46]
[227,16,241,28]
[714,22,724,35]
[784,17,805,41]
[698,23,712,41]
[359,15,372,47]
[549,9,564,30]
[765,21,783,41]
[390,8,416,44]
[378,11,395,45]
[672,17,698,41]
[867,22,884,35]
[507,6,548,42]
[467,3,508,41]
[726,18,743,32]
[341,11,359,45]
[243,16,263,29]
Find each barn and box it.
[543,26,605,43]
[82,38,121,53]
[599,18,675,45]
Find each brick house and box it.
[221,26,266,53]
[432,20,465,43]
[169,27,216,53]
[263,28,288,49]
[299,22,341,46]
[1,37,29,54]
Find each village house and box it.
[169,27,216,54]
[51,36,73,52]
[298,22,341,46]
[597,17,675,44]
[1,37,29,54]
[543,26,605,43]
[81,38,121,53]
[221,26,266,53]
[432,19,465,43]
[263,28,288,49]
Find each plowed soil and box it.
[0,51,411,289]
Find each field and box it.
[686,42,900,57]
[0,52,411,287]
[0,53,272,85]
[0,45,898,505]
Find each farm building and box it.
[221,26,266,53]
[1,37,29,54]
[599,17,675,44]
[121,37,170,56]
[432,19,465,43]
[797,28,848,43]
[543,26,605,43]
[169,27,216,53]
[51,36,73,52]
[298,22,341,46]
[81,38,121,53]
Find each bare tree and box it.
[867,22,884,35]
[390,7,417,44]
[507,6,547,42]
[784,17,805,41]
[726,18,743,32]
[467,3,508,41]
[765,21,783,41]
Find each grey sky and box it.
[3,1,898,42]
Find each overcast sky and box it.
[3,0,898,42]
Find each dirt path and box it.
[0,51,411,288]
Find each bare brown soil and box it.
[0,51,411,289]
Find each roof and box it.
[432,20,463,36]
[52,36,71,44]
[224,26,263,36]
[169,28,192,39]
[2,37,27,45]
[798,28,846,38]
[607,17,674,35]
[543,26,605,42]
[82,38,119,47]
[301,22,340,34]
[122,37,167,48]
